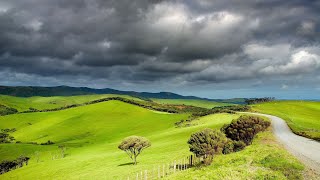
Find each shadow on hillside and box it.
[118,162,135,166]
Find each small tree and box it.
[188,128,228,165]
[118,136,151,165]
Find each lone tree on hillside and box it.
[118,136,151,165]
[188,128,228,165]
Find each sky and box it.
[0,0,320,99]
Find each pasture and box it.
[0,98,307,179]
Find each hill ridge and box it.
[0,85,205,100]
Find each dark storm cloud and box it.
[0,0,319,87]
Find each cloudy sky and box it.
[0,0,319,99]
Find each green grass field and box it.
[252,101,320,140]
[165,130,304,180]
[151,99,233,109]
[0,99,306,179]
[0,100,236,179]
[0,94,142,112]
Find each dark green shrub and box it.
[188,128,228,165]
[222,140,246,154]
[0,105,18,116]
[0,132,15,143]
[232,141,246,152]
[222,115,270,145]
[245,97,275,105]
[0,156,30,175]
[25,142,38,145]
[40,140,54,145]
[1,128,16,133]
[222,140,234,154]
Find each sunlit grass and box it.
[152,98,233,109]
[252,100,320,140]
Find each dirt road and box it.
[242,112,320,173]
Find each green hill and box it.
[0,94,142,112]
[252,101,320,140]
[0,85,207,100]
[0,100,235,179]
[0,100,306,179]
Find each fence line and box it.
[122,154,203,180]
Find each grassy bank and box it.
[165,130,305,180]
[252,101,320,140]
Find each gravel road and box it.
[242,112,320,174]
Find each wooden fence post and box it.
[158,165,160,178]
[136,173,139,180]
[185,157,187,169]
[177,160,179,171]
[144,170,147,180]
[162,164,165,177]
[174,161,176,173]
[183,158,185,170]
[141,171,143,180]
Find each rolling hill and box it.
[0,99,306,179]
[0,94,142,112]
[0,85,204,100]
[0,86,245,105]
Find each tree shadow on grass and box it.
[118,162,135,166]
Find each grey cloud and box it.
[0,0,319,89]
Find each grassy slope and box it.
[152,99,233,109]
[0,100,305,179]
[0,94,142,112]
[165,130,304,180]
[0,101,239,179]
[252,101,320,140]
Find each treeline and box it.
[175,105,251,127]
[22,97,247,115]
[245,97,275,105]
[0,156,30,175]
[0,105,18,116]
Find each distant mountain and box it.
[0,86,247,104]
[0,85,206,100]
